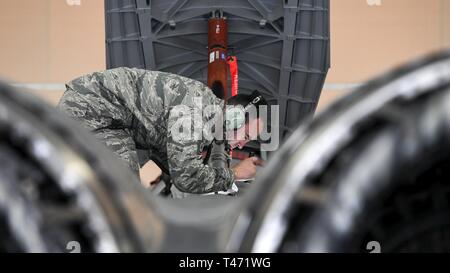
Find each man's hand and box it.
[232,157,265,180]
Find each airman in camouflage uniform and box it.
[58,67,234,197]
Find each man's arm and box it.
[58,74,141,176]
[166,110,235,194]
[92,128,141,176]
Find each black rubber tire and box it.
[282,86,450,252]
[0,83,163,253]
[231,50,450,253]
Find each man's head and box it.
[225,90,268,150]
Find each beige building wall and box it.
[317,0,450,112]
[2,0,448,108]
[0,0,105,106]
[1,0,449,183]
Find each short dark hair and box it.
[227,90,268,122]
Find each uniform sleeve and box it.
[92,128,140,176]
[166,108,235,194]
[58,72,140,177]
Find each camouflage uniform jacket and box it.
[58,67,235,195]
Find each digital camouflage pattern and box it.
[58,67,234,197]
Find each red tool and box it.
[227,56,239,97]
[207,11,242,160]
[207,11,228,100]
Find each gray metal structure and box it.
[1,49,450,253]
[105,0,330,139]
